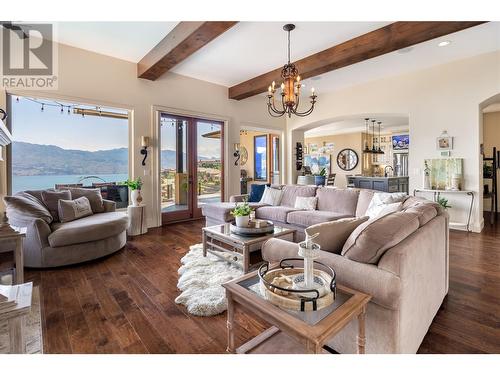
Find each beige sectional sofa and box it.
[203,185,450,353]
[3,189,128,268]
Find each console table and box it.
[0,225,25,284]
[414,189,474,232]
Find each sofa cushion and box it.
[248,183,268,202]
[341,211,420,264]
[305,216,369,254]
[294,196,317,210]
[287,210,353,227]
[316,187,360,216]
[365,192,407,218]
[403,202,438,227]
[58,196,93,223]
[67,187,105,213]
[4,192,53,224]
[355,189,376,217]
[260,186,283,206]
[48,212,128,247]
[279,185,317,207]
[256,206,298,223]
[41,190,71,222]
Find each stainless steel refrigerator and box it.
[393,152,409,176]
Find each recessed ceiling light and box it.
[438,40,452,47]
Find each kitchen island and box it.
[351,176,409,193]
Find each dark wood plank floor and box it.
[23,217,500,354]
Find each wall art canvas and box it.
[424,158,463,190]
[304,154,331,174]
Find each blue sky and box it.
[12,96,221,158]
[11,96,128,151]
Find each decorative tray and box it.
[230,220,274,236]
[258,258,336,312]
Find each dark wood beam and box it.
[138,21,238,80]
[229,21,487,100]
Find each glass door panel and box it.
[195,121,223,216]
[271,135,280,185]
[161,115,191,222]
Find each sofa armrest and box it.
[230,194,249,203]
[103,199,116,212]
[261,238,401,310]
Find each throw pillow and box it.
[3,192,53,224]
[248,184,268,202]
[294,196,318,210]
[58,196,93,223]
[403,202,438,226]
[341,211,420,264]
[68,187,104,213]
[305,216,369,254]
[260,186,283,206]
[41,190,71,222]
[365,192,407,218]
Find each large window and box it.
[9,95,129,195]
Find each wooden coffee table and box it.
[202,223,296,273]
[223,268,371,354]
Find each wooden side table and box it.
[0,282,32,353]
[223,269,371,354]
[127,205,148,236]
[0,225,25,284]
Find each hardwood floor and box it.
[23,217,500,354]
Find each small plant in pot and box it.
[231,200,253,228]
[313,167,327,186]
[123,177,143,206]
[437,196,452,210]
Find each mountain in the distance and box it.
[12,142,213,176]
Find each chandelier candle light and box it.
[267,24,317,118]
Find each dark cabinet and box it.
[352,177,409,193]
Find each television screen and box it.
[392,135,409,150]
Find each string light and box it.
[41,103,44,112]
[60,105,64,114]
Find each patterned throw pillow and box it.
[365,192,406,218]
[260,186,283,206]
[58,196,93,223]
[294,196,318,210]
[67,188,104,213]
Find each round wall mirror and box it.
[336,149,359,171]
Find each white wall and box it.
[0,42,285,226]
[286,51,500,232]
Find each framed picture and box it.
[308,143,318,153]
[392,134,409,150]
[437,135,453,150]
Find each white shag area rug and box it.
[175,244,243,316]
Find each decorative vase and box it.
[423,161,431,190]
[131,189,143,206]
[314,176,326,186]
[235,215,250,228]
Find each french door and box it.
[160,113,224,224]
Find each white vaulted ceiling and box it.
[51,21,500,95]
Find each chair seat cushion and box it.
[287,210,353,227]
[48,212,128,247]
[256,206,298,223]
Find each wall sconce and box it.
[140,136,149,166]
[233,143,240,166]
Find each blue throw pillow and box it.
[248,184,268,202]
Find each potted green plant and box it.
[230,200,253,227]
[123,177,143,206]
[437,196,452,210]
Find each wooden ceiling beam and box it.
[228,21,487,100]
[138,21,238,80]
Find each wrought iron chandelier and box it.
[267,24,317,118]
